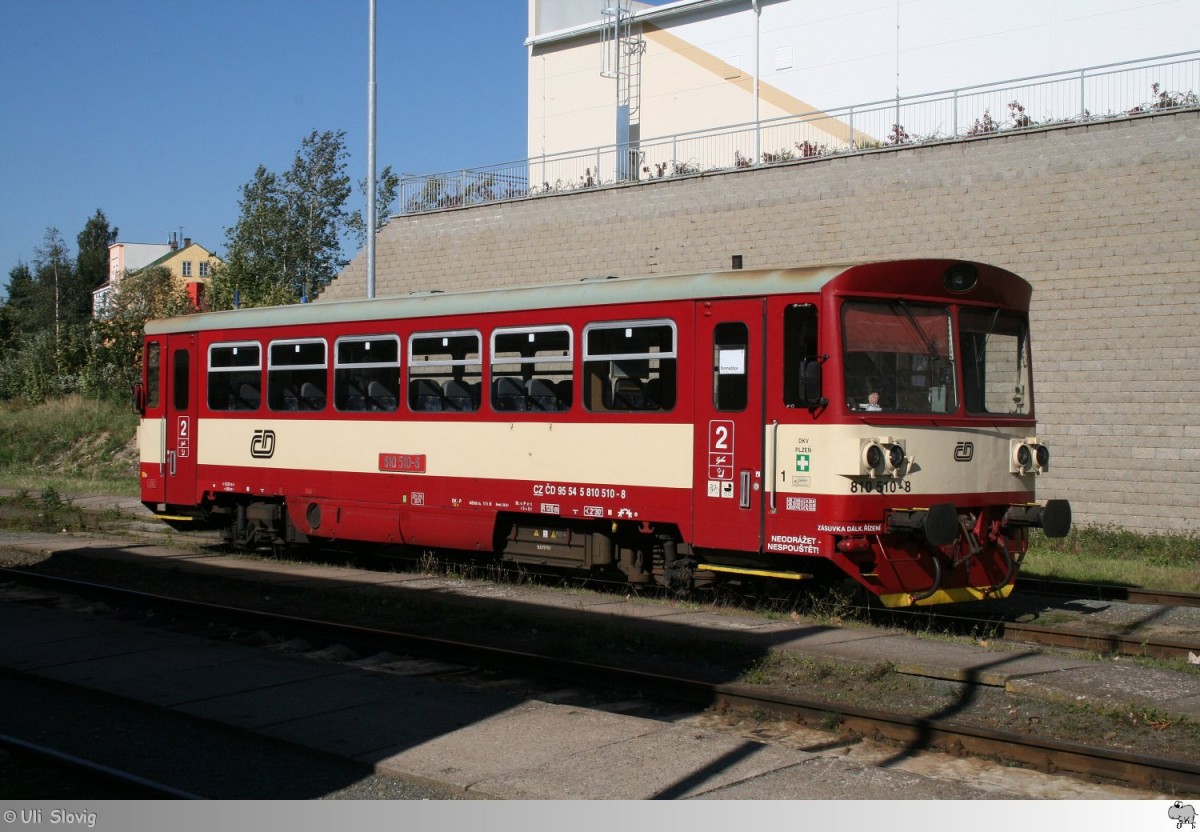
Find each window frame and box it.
[840,300,957,414]
[712,321,749,412]
[334,334,402,412]
[145,340,161,410]
[407,329,483,413]
[207,341,262,412]
[582,318,678,413]
[266,337,328,412]
[489,324,574,413]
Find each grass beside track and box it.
[0,396,138,496]
[1024,527,1200,594]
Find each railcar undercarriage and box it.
[170,493,1067,607]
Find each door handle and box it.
[167,450,177,476]
[739,469,752,509]
[767,420,779,514]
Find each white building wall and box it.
[109,243,171,283]
[528,0,1200,160]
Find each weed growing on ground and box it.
[1024,525,1200,592]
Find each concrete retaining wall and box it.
[324,110,1200,534]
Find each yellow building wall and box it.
[157,243,221,285]
[528,16,851,175]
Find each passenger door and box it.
[692,299,766,551]
[163,334,198,506]
[140,339,166,506]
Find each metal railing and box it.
[398,50,1200,215]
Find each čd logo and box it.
[250,429,276,459]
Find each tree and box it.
[0,251,79,404]
[346,165,401,248]
[2,262,40,339]
[86,266,194,398]
[75,209,118,309]
[33,228,74,357]
[1,211,118,402]
[210,129,354,309]
[286,128,352,301]
[208,165,293,309]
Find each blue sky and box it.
[2,1,1193,295]
[0,0,529,290]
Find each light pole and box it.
[366,0,377,299]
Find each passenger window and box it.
[490,326,573,412]
[207,343,262,411]
[335,336,400,412]
[713,322,748,411]
[583,320,676,412]
[145,341,161,409]
[268,339,327,411]
[408,331,481,412]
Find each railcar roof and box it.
[144,264,855,335]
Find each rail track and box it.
[867,601,1200,662]
[993,620,1199,661]
[1016,577,1200,608]
[126,527,1200,662]
[0,733,204,799]
[6,507,1200,663]
[2,565,1197,794]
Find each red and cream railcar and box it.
[136,259,1069,607]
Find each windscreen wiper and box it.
[895,299,939,359]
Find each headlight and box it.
[860,438,907,478]
[1014,443,1032,469]
[862,442,885,475]
[1011,438,1050,474]
[1035,444,1050,469]
[943,262,979,293]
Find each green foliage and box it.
[75,209,118,301]
[405,175,456,212]
[211,129,354,308]
[346,165,401,247]
[0,216,118,403]
[0,325,91,404]
[3,261,42,338]
[0,395,138,492]
[1024,524,1200,593]
[34,227,94,333]
[0,330,66,403]
[87,266,195,400]
[1031,524,1200,569]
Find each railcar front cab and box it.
[798,261,1070,606]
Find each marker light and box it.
[1011,438,1051,474]
[865,444,884,470]
[1014,444,1032,469]
[943,263,979,293]
[1035,444,1050,469]
[861,438,907,478]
